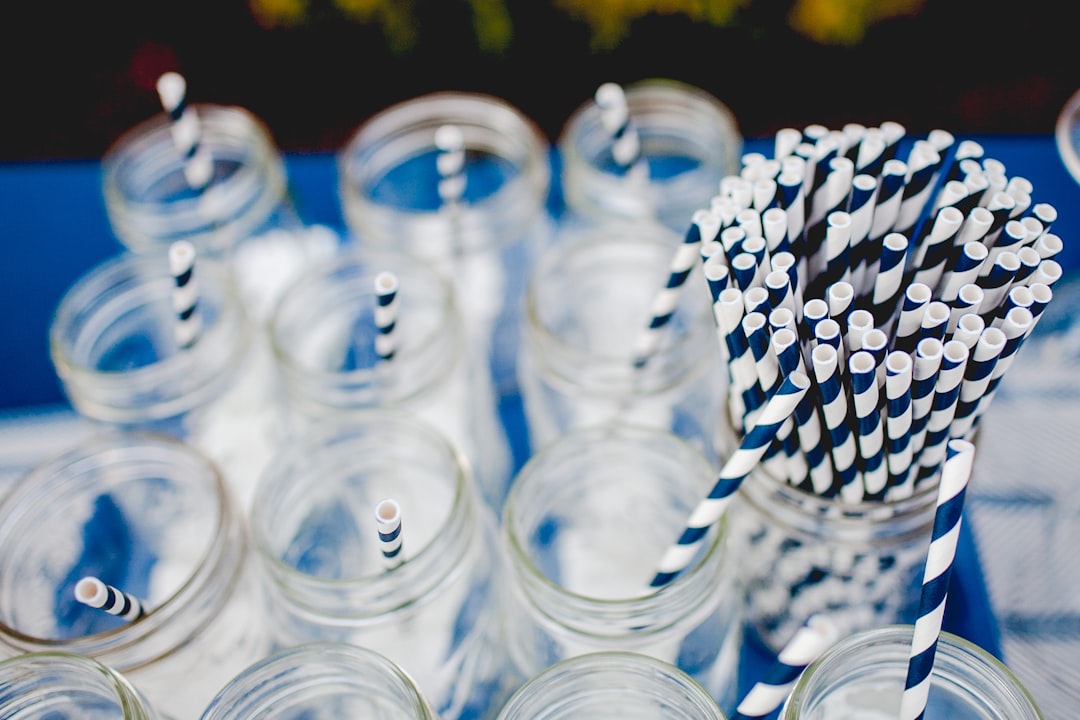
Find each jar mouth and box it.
[523,223,718,397]
[201,642,436,719]
[502,424,732,634]
[0,652,152,719]
[49,251,251,424]
[102,104,288,255]
[337,91,550,255]
[0,432,238,666]
[269,249,460,410]
[250,411,475,617]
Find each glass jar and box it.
[496,651,728,720]
[49,249,280,510]
[779,626,1043,719]
[559,78,742,232]
[727,465,940,654]
[249,410,511,720]
[518,221,727,462]
[337,91,554,415]
[200,642,439,719]
[0,652,163,720]
[0,432,269,720]
[103,102,332,323]
[499,424,742,712]
[269,247,511,510]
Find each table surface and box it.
[1,135,1078,716]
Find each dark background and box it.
[4,0,1079,161]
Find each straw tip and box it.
[168,240,196,271]
[434,124,464,153]
[374,270,399,294]
[156,72,186,110]
[374,498,401,524]
[594,82,625,108]
[74,576,105,604]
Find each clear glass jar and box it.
[518,221,727,462]
[200,642,439,719]
[103,103,331,323]
[269,247,511,510]
[496,651,728,720]
[49,250,281,510]
[499,424,742,712]
[249,410,511,720]
[779,626,1043,719]
[338,91,554,408]
[559,79,742,232]
[0,432,269,720]
[727,466,940,654]
[0,652,163,720]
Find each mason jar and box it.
[727,466,940,654]
[0,432,269,720]
[337,91,554,420]
[499,424,742,712]
[103,102,333,323]
[249,410,512,720]
[518,220,727,462]
[200,642,439,720]
[496,651,728,720]
[269,247,511,510]
[0,652,163,720]
[49,249,280,510]
[779,626,1043,719]
[558,78,742,232]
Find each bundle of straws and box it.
[695,122,1060,503]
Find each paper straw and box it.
[1028,282,1053,324]
[812,317,844,361]
[891,284,932,355]
[374,498,404,569]
[846,174,878,294]
[373,270,399,364]
[946,140,984,182]
[867,159,907,247]
[893,142,942,238]
[169,240,201,349]
[869,233,909,327]
[975,251,1020,315]
[816,211,853,292]
[844,309,875,356]
[765,270,797,320]
[849,351,887,498]
[731,614,841,720]
[884,351,914,495]
[802,298,829,347]
[632,210,717,368]
[913,301,950,349]
[899,439,975,720]
[716,288,762,429]
[753,179,779,212]
[775,128,803,159]
[949,327,1006,440]
[811,343,859,501]
[1029,202,1057,234]
[744,312,779,409]
[435,124,467,207]
[826,281,854,338]
[913,340,969,485]
[770,250,803,318]
[1032,232,1063,262]
[910,206,963,291]
[991,285,1032,328]
[904,338,944,483]
[74,576,145,622]
[947,285,984,336]
[968,307,1035,437]
[594,82,646,179]
[155,71,213,189]
[649,372,810,588]
[854,127,886,175]
[1026,258,1062,289]
[956,206,994,246]
[744,286,772,316]
[763,207,793,256]
[937,241,988,303]
[951,312,985,350]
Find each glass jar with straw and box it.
[558,78,742,233]
[0,652,164,720]
[200,643,440,720]
[778,626,1043,719]
[0,432,269,720]
[337,91,554,447]
[498,423,743,712]
[268,246,512,511]
[248,410,513,720]
[495,651,729,720]
[518,218,729,463]
[103,83,332,324]
[49,247,280,511]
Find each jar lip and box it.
[0,651,151,717]
[201,642,435,719]
[0,431,234,656]
[48,251,252,422]
[268,249,460,404]
[502,423,729,619]
[249,410,474,603]
[747,459,940,512]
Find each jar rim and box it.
[0,651,155,719]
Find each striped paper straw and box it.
[975,251,1020,315]
[374,498,404,569]
[869,233,909,327]
[854,126,886,175]
[849,351,887,498]
[373,271,399,364]
[951,312,986,350]
[949,327,1006,440]
[169,240,201,349]
[731,614,841,720]
[811,343,859,502]
[744,286,771,316]
[893,142,942,238]
[632,209,718,368]
[938,241,988,304]
[846,174,878,294]
[866,159,907,249]
[899,439,975,720]
[884,351,915,496]
[594,82,646,179]
[910,206,963,291]
[649,372,810,588]
[913,340,969,485]
[903,337,944,494]
[947,285,984,336]
[763,207,792,256]
[156,72,212,189]
[74,576,145,622]
[892,283,932,355]
[435,124,467,207]
[716,288,761,430]
[775,128,802,159]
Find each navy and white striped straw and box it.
[595,82,646,179]
[811,344,859,502]
[155,72,212,189]
[649,372,810,588]
[899,439,975,720]
[373,271,399,364]
[74,576,145,622]
[169,240,201,349]
[884,351,915,496]
[849,351,887,498]
[374,498,404,569]
[435,124,467,207]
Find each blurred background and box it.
[4,0,1080,160]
